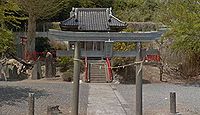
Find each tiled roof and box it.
[61,17,78,26]
[60,8,127,32]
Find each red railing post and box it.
[84,57,88,82]
[106,57,112,82]
[33,51,37,61]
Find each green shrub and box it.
[35,37,51,52]
[57,56,73,72]
[57,56,85,73]
[51,22,61,30]
[62,69,73,82]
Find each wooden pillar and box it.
[101,42,104,59]
[72,42,81,115]
[160,64,163,81]
[92,41,95,51]
[28,93,34,115]
[136,42,143,115]
[170,92,176,114]
[32,60,41,80]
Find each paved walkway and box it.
[87,83,129,115]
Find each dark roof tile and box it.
[60,8,126,32]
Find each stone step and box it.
[90,72,106,75]
[90,66,105,68]
[90,65,105,67]
[89,62,108,83]
[90,77,106,83]
[90,70,105,73]
[90,69,105,72]
[90,80,107,83]
[90,76,105,78]
[90,67,105,70]
[90,74,105,77]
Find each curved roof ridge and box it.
[109,14,126,24]
[75,8,108,11]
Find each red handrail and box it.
[84,57,88,82]
[106,57,112,81]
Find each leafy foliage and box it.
[35,37,51,52]
[79,0,113,8]
[57,56,73,72]
[113,0,160,22]
[113,42,135,51]
[57,56,84,73]
[0,28,13,53]
[158,0,200,79]
[0,0,23,53]
[159,0,200,54]
[50,40,68,50]
[112,42,136,81]
[14,0,66,54]
[15,0,65,20]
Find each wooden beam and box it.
[48,29,166,42]
[113,51,137,57]
[56,49,159,57]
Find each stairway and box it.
[89,62,108,83]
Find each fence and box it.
[145,54,161,62]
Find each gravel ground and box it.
[0,80,89,115]
[0,80,199,115]
[113,83,200,115]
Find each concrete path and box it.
[87,83,129,115]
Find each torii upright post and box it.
[72,41,81,115]
[136,42,143,115]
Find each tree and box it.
[159,0,200,79]
[14,0,65,58]
[35,37,51,52]
[50,0,80,21]
[159,0,200,53]
[79,0,113,8]
[0,0,22,53]
[113,0,160,22]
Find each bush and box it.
[35,37,51,52]
[57,56,74,72]
[50,40,68,50]
[57,56,85,73]
[62,69,73,82]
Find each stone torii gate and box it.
[48,29,165,115]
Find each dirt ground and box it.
[143,65,200,85]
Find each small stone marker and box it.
[45,52,55,78]
[32,60,42,80]
[170,92,176,114]
[8,65,13,79]
[0,63,3,80]
[2,64,8,81]
[52,59,56,77]
[12,65,18,79]
[28,93,35,115]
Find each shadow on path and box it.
[120,79,151,84]
[0,86,48,107]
